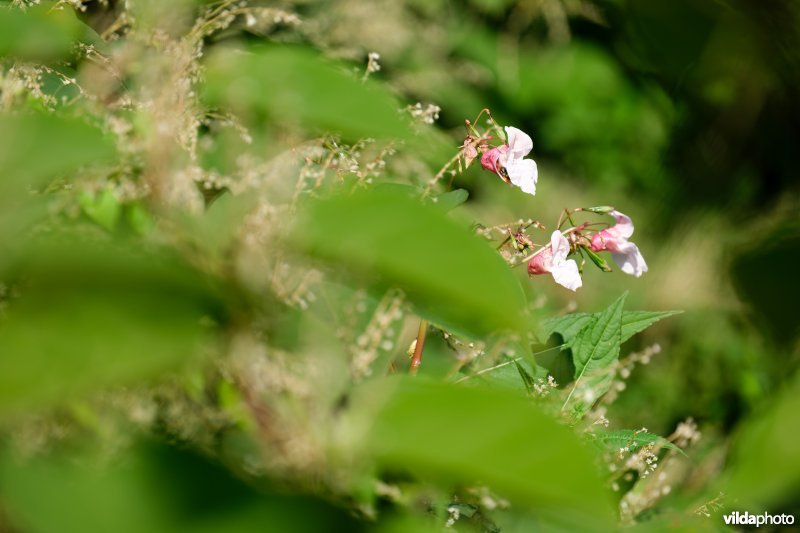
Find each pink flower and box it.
[590,210,648,277]
[528,231,582,291]
[480,126,538,195]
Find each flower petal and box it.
[506,158,538,195]
[550,230,570,263]
[528,247,553,275]
[551,259,582,291]
[608,210,635,239]
[504,126,533,159]
[611,242,648,277]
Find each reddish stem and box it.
[409,319,428,375]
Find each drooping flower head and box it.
[528,231,582,291]
[590,210,648,277]
[480,126,538,196]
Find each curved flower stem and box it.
[409,319,429,375]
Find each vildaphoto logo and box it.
[723,511,795,527]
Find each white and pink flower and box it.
[528,231,582,291]
[480,126,538,196]
[590,210,648,277]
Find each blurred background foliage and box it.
[0,0,799,531]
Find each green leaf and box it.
[0,5,82,61]
[621,310,682,343]
[204,46,412,141]
[357,379,615,529]
[0,112,116,190]
[588,429,688,457]
[125,202,155,236]
[724,372,800,508]
[538,312,594,345]
[583,246,612,272]
[294,188,527,338]
[0,112,117,259]
[79,189,121,231]
[431,189,469,211]
[563,293,627,408]
[0,442,362,533]
[541,309,680,347]
[0,240,225,415]
[473,359,531,395]
[513,359,536,394]
[583,206,615,214]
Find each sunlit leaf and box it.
[563,293,626,408]
[204,46,412,141]
[621,310,682,343]
[295,188,527,338]
[0,112,116,258]
[0,5,82,61]
[538,312,593,345]
[357,379,615,530]
[0,112,115,190]
[540,308,679,346]
[431,188,469,211]
[79,188,121,231]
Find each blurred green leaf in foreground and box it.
[294,187,528,338]
[0,4,82,61]
[350,378,616,531]
[0,240,225,416]
[204,45,413,142]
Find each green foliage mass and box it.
[0,1,797,532]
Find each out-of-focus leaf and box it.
[0,441,365,533]
[79,188,121,231]
[0,112,115,191]
[0,112,116,268]
[471,360,528,394]
[294,188,527,338]
[204,46,412,141]
[431,188,469,211]
[0,240,225,415]
[177,191,255,258]
[125,202,155,236]
[0,5,82,61]
[356,379,615,530]
[731,219,800,345]
[468,0,515,16]
[724,372,800,508]
[588,429,687,457]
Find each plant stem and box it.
[409,319,428,375]
[422,151,463,198]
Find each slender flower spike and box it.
[528,231,582,291]
[480,126,538,195]
[590,210,648,277]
